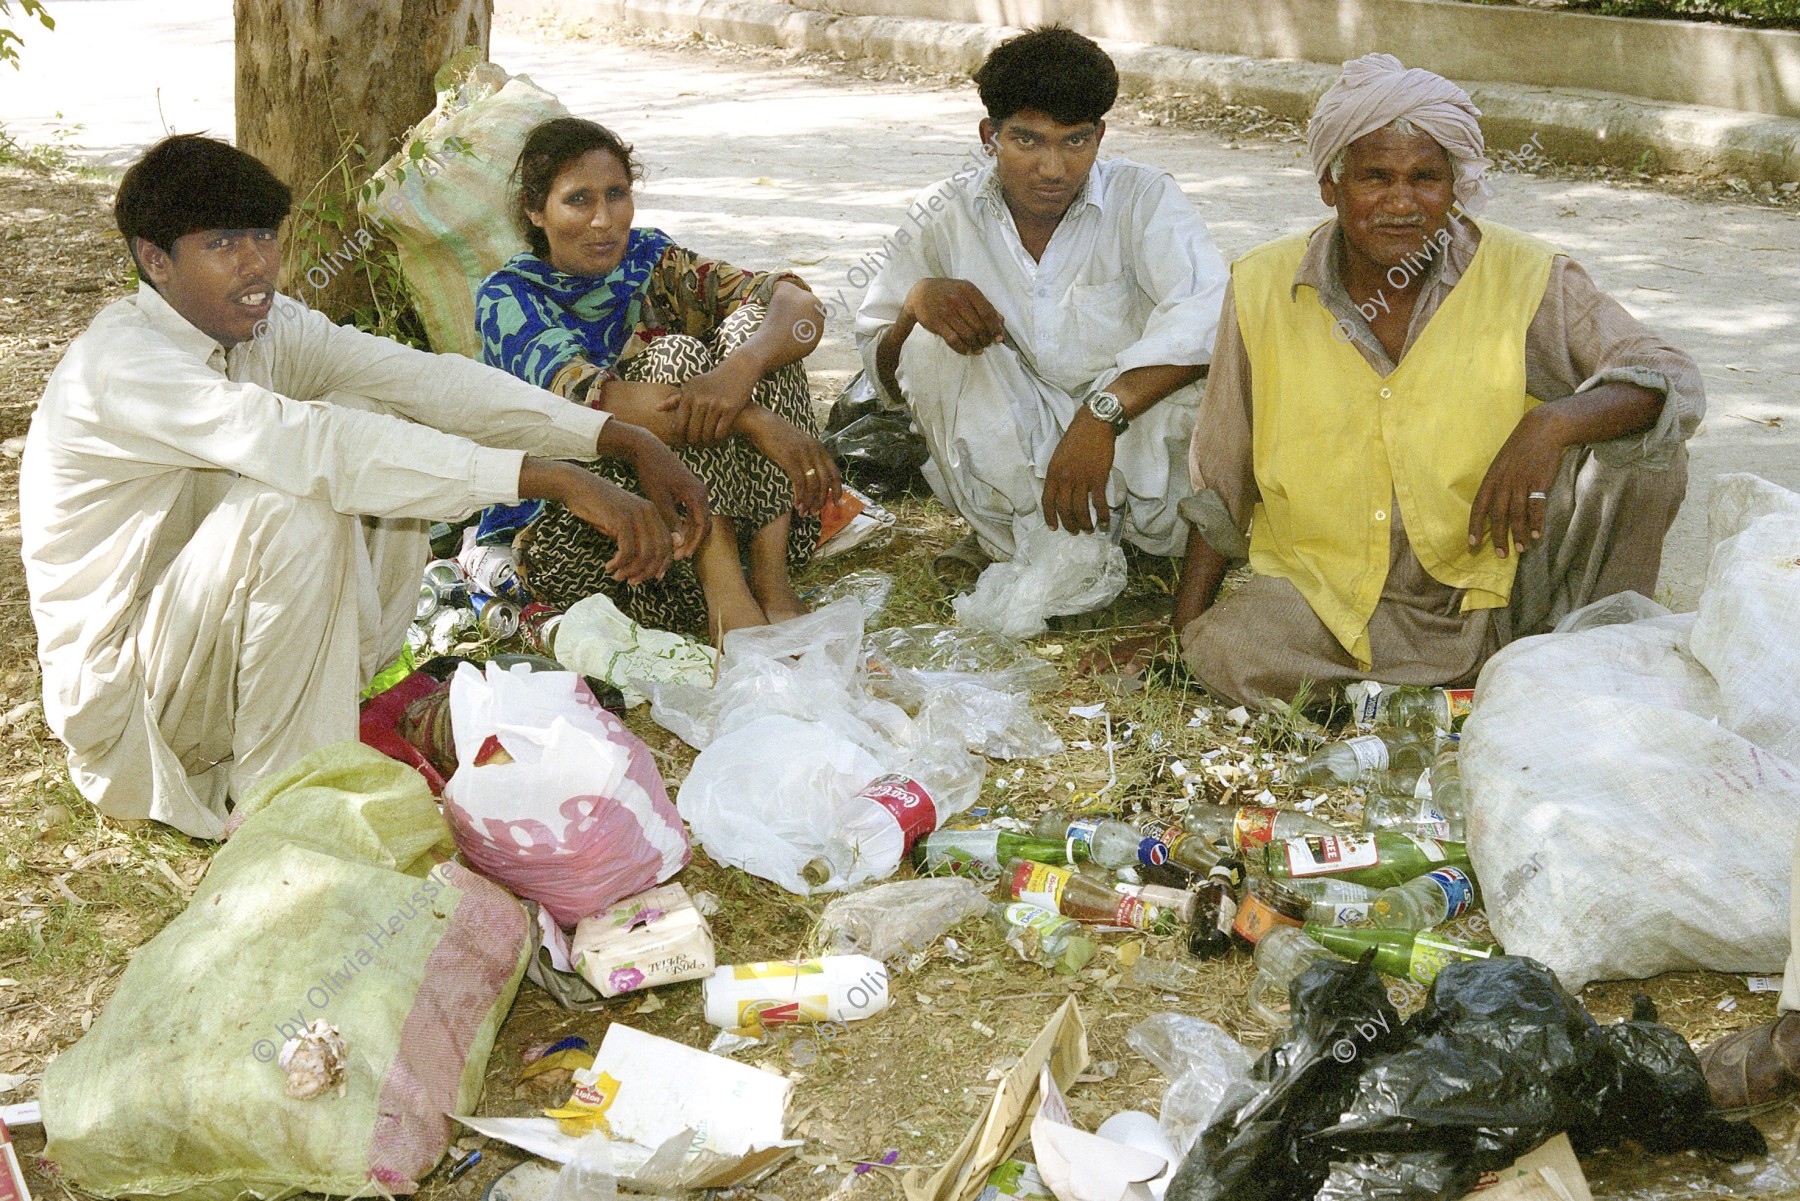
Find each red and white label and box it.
[1283,834,1382,877]
[857,774,940,854]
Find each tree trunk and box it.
[234,0,492,318]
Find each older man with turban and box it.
[1171,53,1699,705]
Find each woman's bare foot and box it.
[691,514,769,644]
[748,514,808,622]
[738,405,842,515]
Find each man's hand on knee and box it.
[903,278,1006,355]
[1042,408,1115,534]
[519,455,692,585]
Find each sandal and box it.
[1697,1011,1800,1118]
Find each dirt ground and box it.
[5,8,1800,1201]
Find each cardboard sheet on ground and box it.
[455,1024,798,1189]
[1464,1134,1591,1201]
[904,998,1089,1201]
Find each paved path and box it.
[4,0,1798,602]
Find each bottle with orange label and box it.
[1004,859,1178,934]
[1230,876,1311,947]
[700,955,890,1031]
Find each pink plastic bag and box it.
[443,662,689,926]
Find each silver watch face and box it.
[1089,392,1124,423]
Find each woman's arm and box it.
[663,281,826,445]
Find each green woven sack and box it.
[362,58,568,358]
[42,743,530,1199]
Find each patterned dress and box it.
[476,229,820,634]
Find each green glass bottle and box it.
[913,829,1090,875]
[1265,831,1471,891]
[1302,924,1498,984]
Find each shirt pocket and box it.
[1061,274,1141,374]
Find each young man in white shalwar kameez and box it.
[854,26,1229,619]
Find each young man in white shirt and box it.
[854,26,1228,619]
[19,134,708,838]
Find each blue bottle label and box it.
[1137,837,1169,866]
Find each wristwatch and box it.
[1085,390,1129,436]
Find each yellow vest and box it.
[1234,220,1557,667]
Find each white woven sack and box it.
[1464,473,1800,991]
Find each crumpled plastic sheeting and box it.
[954,524,1127,639]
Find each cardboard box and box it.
[570,883,715,998]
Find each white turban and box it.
[1307,53,1492,217]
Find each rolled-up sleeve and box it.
[1182,279,1256,561]
[1524,257,1703,470]
[854,183,951,406]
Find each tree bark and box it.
[234,0,492,318]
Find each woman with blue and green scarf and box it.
[477,117,840,641]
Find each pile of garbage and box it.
[26,542,1788,1201]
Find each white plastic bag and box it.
[915,682,1063,760]
[555,592,716,708]
[675,714,892,894]
[815,878,991,963]
[953,523,1127,639]
[1124,1014,1253,1157]
[443,663,689,926]
[1465,473,1800,991]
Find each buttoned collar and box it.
[133,279,229,367]
[975,156,1109,223]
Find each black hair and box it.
[973,25,1118,127]
[114,134,292,270]
[512,117,643,258]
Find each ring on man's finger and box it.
[1527,491,1549,501]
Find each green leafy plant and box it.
[0,0,53,70]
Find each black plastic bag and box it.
[1167,952,1406,1201]
[1170,955,1767,1201]
[821,371,928,498]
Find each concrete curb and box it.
[568,0,1800,180]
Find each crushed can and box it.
[472,594,520,640]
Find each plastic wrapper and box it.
[1125,1015,1254,1158]
[814,877,991,962]
[805,569,896,629]
[953,524,1128,640]
[650,601,914,757]
[1169,955,1766,1201]
[864,624,1059,707]
[916,682,1063,760]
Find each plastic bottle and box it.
[1370,866,1481,930]
[1034,811,1169,868]
[701,955,891,1029]
[1127,956,1203,993]
[991,902,1096,974]
[1281,876,1380,926]
[1005,859,1178,934]
[851,742,986,860]
[1175,805,1338,851]
[1264,831,1471,890]
[1247,926,1348,1024]
[1302,924,1498,985]
[1362,792,1463,841]
[1185,858,1245,960]
[1289,731,1433,788]
[913,829,1088,875]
